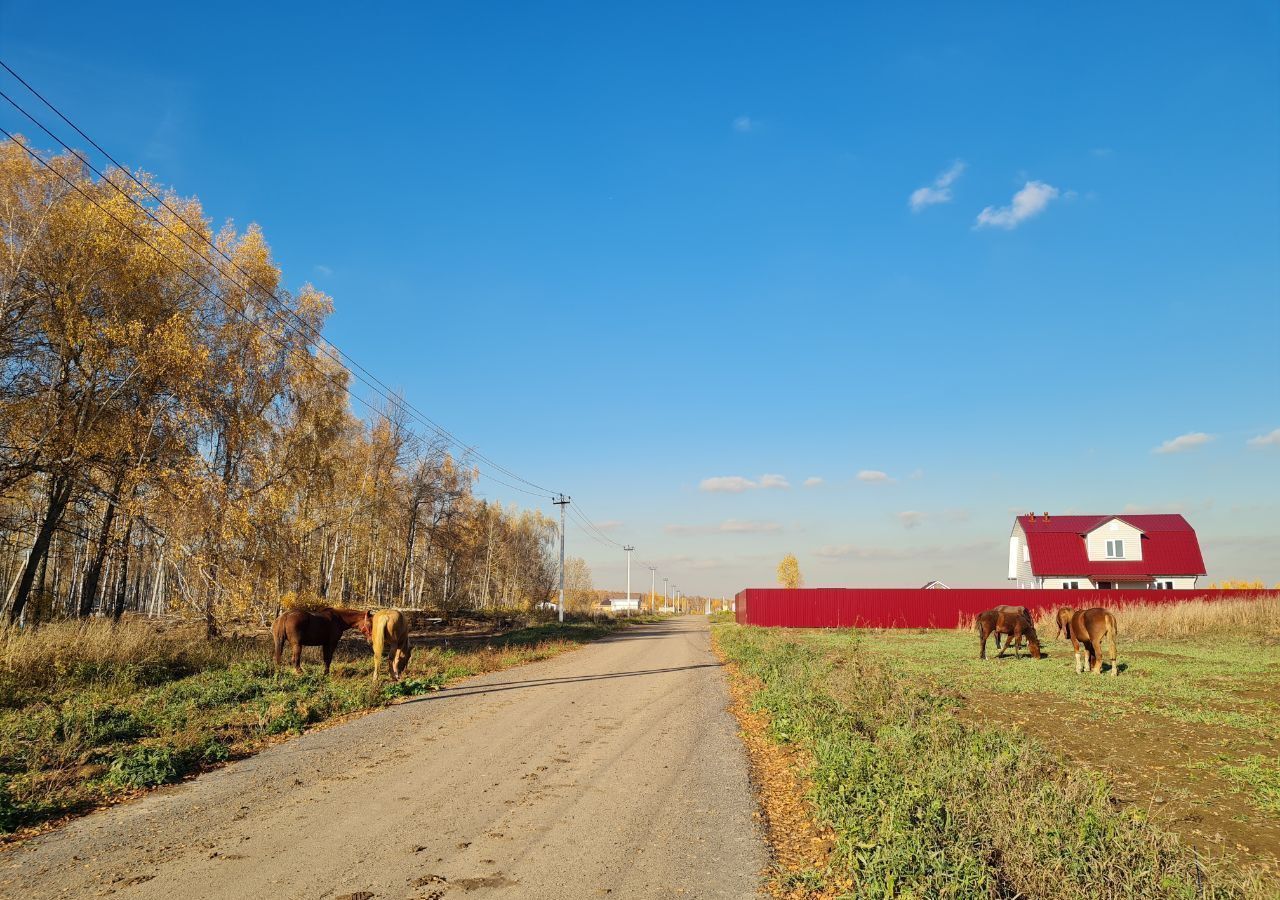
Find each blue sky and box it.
[3,1,1277,594]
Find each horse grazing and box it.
[272,607,373,676]
[1058,606,1119,676]
[991,605,1031,650]
[370,609,412,682]
[976,606,1042,660]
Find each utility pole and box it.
[648,566,656,613]
[663,577,669,611]
[624,545,634,618]
[553,494,570,623]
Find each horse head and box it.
[1026,627,1043,659]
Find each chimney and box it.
[1043,511,1050,522]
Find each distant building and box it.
[1008,513,1205,590]
[920,580,950,589]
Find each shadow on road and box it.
[398,662,723,703]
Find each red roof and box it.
[1017,514,1205,578]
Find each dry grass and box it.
[1026,594,1280,641]
[714,641,835,898]
[0,615,621,835]
[0,619,250,699]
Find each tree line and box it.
[0,139,562,634]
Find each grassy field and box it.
[0,614,632,837]
[714,602,1280,899]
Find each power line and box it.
[0,72,557,500]
[0,62,555,495]
[0,64,668,583]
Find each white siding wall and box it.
[1047,578,1090,589]
[1154,576,1199,589]
[1086,518,1144,562]
[1008,522,1039,588]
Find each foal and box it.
[272,607,373,676]
[370,609,412,682]
[976,607,1042,660]
[1058,606,1119,676]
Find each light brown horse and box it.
[272,607,373,675]
[370,609,412,682]
[1058,606,1119,676]
[976,607,1042,660]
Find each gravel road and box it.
[0,617,766,899]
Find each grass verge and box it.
[0,616,625,837]
[714,623,1274,899]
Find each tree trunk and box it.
[111,519,135,621]
[80,492,120,616]
[8,474,74,625]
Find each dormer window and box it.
[1106,539,1125,559]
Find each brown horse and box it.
[1058,606,1119,676]
[370,609,412,682]
[272,607,373,675]
[991,605,1031,650]
[976,606,1042,660]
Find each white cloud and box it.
[908,468,924,480]
[1152,432,1215,455]
[699,476,757,493]
[909,160,966,212]
[856,470,893,483]
[898,511,926,529]
[314,264,333,277]
[732,116,755,133]
[699,473,791,492]
[815,540,997,561]
[665,520,782,535]
[594,520,623,532]
[802,477,824,488]
[975,180,1060,229]
[718,519,783,534]
[1247,428,1280,449]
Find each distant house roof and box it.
[1017,514,1206,577]
[920,580,950,589]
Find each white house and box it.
[1008,513,1205,590]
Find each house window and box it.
[1106,539,1124,558]
[1155,580,1173,590]
[1061,581,1079,589]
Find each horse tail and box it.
[271,619,286,673]
[1105,611,1119,674]
[371,613,385,681]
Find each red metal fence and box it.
[733,587,1275,629]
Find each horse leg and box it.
[979,627,989,660]
[322,642,335,677]
[371,625,384,683]
[1071,636,1083,674]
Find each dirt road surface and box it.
[1,617,766,899]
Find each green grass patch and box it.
[715,623,1267,899]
